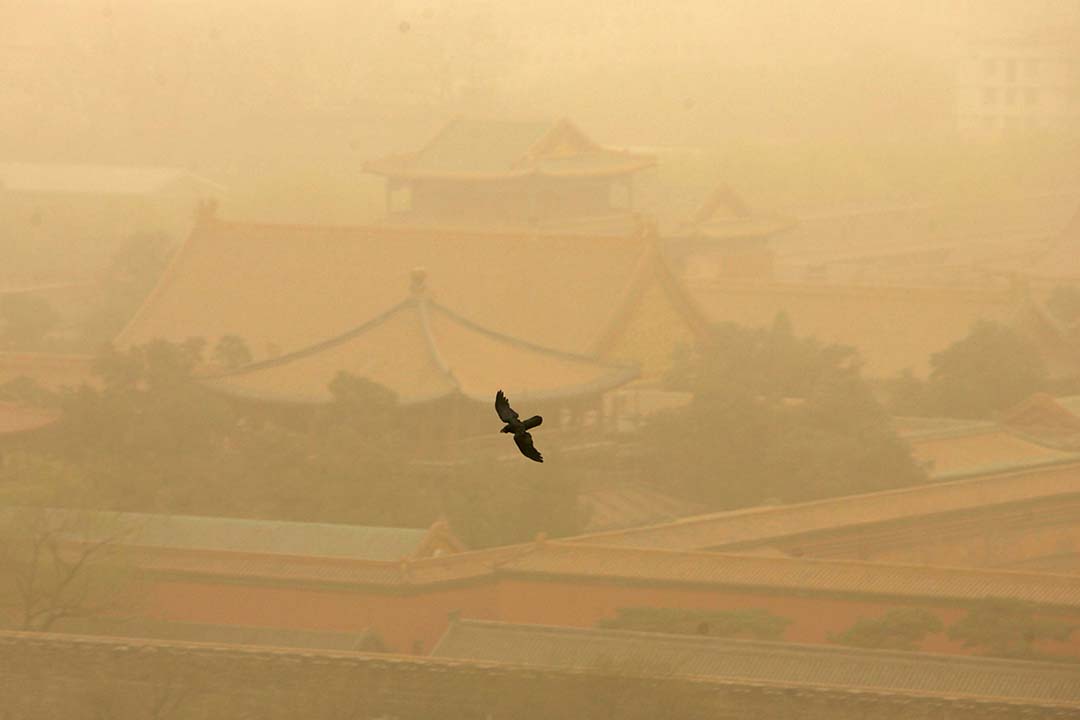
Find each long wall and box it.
[134,563,1080,658]
[0,631,1073,720]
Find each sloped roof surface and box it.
[579,481,705,533]
[907,427,1077,477]
[365,117,654,179]
[118,219,687,361]
[500,542,1080,607]
[409,118,556,174]
[87,533,1080,609]
[0,507,435,561]
[0,162,219,196]
[201,290,638,405]
[432,620,1080,706]
[684,184,795,240]
[567,458,1080,553]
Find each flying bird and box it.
[495,390,543,462]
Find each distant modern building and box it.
[364,117,655,234]
[954,27,1080,138]
[937,0,1080,139]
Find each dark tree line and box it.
[643,315,926,509]
[0,339,583,547]
[602,600,1076,661]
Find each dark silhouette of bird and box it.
[495,390,543,462]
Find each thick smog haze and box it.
[2,1,1080,718]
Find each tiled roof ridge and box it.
[5,627,1077,711]
[566,457,1080,548]
[114,211,221,347]
[541,539,1080,584]
[427,299,638,372]
[444,617,1080,671]
[198,297,416,381]
[364,116,654,180]
[107,536,1080,607]
[590,232,711,355]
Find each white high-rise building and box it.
[946,1,1080,138]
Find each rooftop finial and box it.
[411,267,428,294]
[195,197,218,224]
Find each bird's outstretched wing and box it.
[495,390,519,422]
[514,431,543,463]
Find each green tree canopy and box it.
[890,321,1048,419]
[925,321,1047,419]
[830,607,943,651]
[647,316,925,509]
[211,334,253,370]
[597,606,791,641]
[947,597,1075,660]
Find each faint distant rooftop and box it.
[364,116,655,180]
[0,162,224,196]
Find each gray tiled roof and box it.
[432,620,1080,706]
[55,616,382,653]
[0,507,432,561]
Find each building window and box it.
[1026,88,1038,104]
[983,57,999,77]
[1004,87,1017,105]
[1025,59,1040,78]
[983,87,998,105]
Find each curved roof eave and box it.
[196,293,640,407]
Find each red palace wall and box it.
[134,572,1080,658]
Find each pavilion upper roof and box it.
[364,117,655,180]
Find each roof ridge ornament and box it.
[410,267,428,295]
[194,198,218,225]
